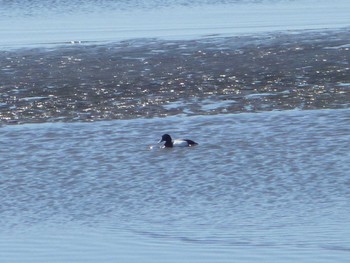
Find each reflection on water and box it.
[1,109,350,262]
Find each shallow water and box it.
[1,30,350,125]
[1,109,350,262]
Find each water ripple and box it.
[1,30,350,125]
[1,109,349,250]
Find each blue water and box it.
[1,0,350,261]
[1,109,350,262]
[1,0,350,48]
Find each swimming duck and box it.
[159,134,198,148]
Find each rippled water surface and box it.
[1,30,350,125]
[1,0,350,261]
[1,109,350,262]
[1,0,350,48]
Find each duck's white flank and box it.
[173,139,193,147]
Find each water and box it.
[1,109,350,262]
[1,0,350,48]
[1,31,350,125]
[1,0,350,262]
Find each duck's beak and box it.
[158,138,164,144]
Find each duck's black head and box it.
[159,134,173,147]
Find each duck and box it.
[159,134,198,148]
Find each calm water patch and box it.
[1,0,350,48]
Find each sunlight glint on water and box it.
[1,0,350,262]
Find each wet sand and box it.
[1,29,350,125]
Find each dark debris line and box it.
[1,30,350,125]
